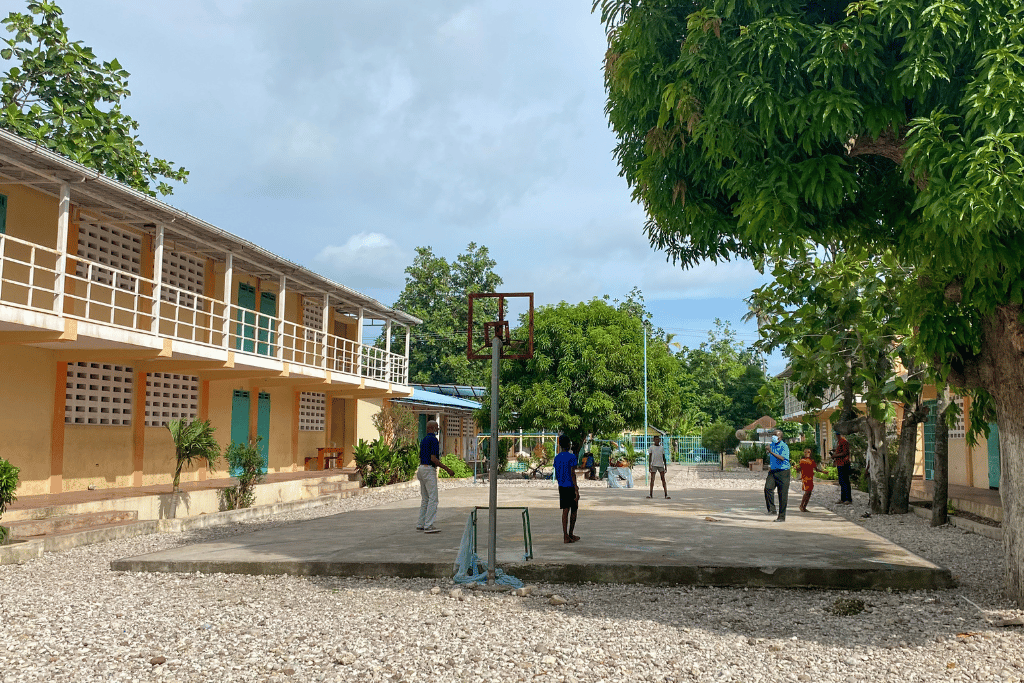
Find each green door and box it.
[988,422,1001,489]
[257,392,270,474]
[257,292,276,357]
[230,390,250,477]
[235,283,257,353]
[0,194,7,234]
[922,399,937,480]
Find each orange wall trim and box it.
[198,380,211,481]
[49,361,67,494]
[132,369,147,487]
[291,391,300,471]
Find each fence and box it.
[625,434,721,467]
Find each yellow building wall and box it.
[204,377,247,482]
[141,426,179,487]
[0,347,57,496]
[356,399,382,443]
[62,425,133,491]
[298,430,324,469]
[263,386,294,474]
[3,183,59,247]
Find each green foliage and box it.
[1,1,188,195]
[789,441,818,459]
[619,440,640,467]
[391,242,502,386]
[701,422,739,454]
[494,296,680,449]
[734,444,763,468]
[353,438,418,487]
[438,454,472,479]
[220,439,265,510]
[676,320,779,426]
[817,466,838,481]
[0,457,19,544]
[166,418,220,491]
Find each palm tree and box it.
[167,419,221,491]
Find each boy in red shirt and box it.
[798,448,824,512]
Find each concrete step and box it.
[6,510,138,538]
[304,480,362,497]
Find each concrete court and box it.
[111,484,953,590]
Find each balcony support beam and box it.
[276,274,286,360]
[222,253,233,348]
[150,225,165,334]
[54,182,70,315]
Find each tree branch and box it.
[846,127,927,190]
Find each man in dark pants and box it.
[831,433,852,504]
[553,434,581,543]
[764,429,791,522]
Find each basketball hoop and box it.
[467,292,534,360]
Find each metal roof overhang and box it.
[0,129,421,327]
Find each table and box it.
[313,447,343,470]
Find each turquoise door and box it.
[988,422,1001,489]
[257,392,270,474]
[235,283,257,353]
[257,292,276,357]
[230,390,250,477]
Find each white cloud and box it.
[312,232,410,291]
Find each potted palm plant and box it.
[167,418,221,491]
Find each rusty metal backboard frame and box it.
[467,292,534,360]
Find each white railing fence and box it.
[0,234,408,384]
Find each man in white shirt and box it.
[647,435,670,499]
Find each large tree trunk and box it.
[890,399,929,514]
[948,304,1024,604]
[931,390,950,527]
[865,416,889,514]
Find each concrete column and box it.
[53,182,70,315]
[276,274,286,360]
[222,253,233,347]
[321,294,331,371]
[150,225,165,334]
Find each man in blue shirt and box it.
[553,434,581,543]
[764,429,791,522]
[417,420,454,533]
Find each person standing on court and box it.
[647,435,670,499]
[764,429,791,522]
[417,420,454,534]
[830,433,853,505]
[553,434,581,543]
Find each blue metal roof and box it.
[394,387,482,410]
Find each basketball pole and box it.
[487,333,502,585]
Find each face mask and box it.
[771,435,779,443]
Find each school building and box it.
[779,370,1002,516]
[0,129,419,497]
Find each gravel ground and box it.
[2,468,1023,683]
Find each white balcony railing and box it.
[0,233,408,384]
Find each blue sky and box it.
[39,0,781,372]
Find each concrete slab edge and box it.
[910,505,1002,541]
[7,480,421,565]
[107,558,953,591]
[0,538,44,565]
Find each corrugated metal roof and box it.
[0,129,420,327]
[393,387,482,410]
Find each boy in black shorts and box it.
[553,434,580,543]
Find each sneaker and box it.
[765,509,777,515]
[416,526,424,531]
[773,516,786,522]
[423,526,441,534]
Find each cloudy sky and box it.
[45,0,779,369]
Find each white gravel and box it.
[2,468,1023,683]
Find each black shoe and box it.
[773,516,786,522]
[766,509,777,515]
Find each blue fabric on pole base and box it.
[452,514,524,587]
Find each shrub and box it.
[372,401,417,449]
[702,422,739,454]
[439,454,472,479]
[167,418,220,491]
[220,438,266,510]
[0,457,19,545]
[817,465,838,481]
[354,438,418,487]
[735,444,764,468]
